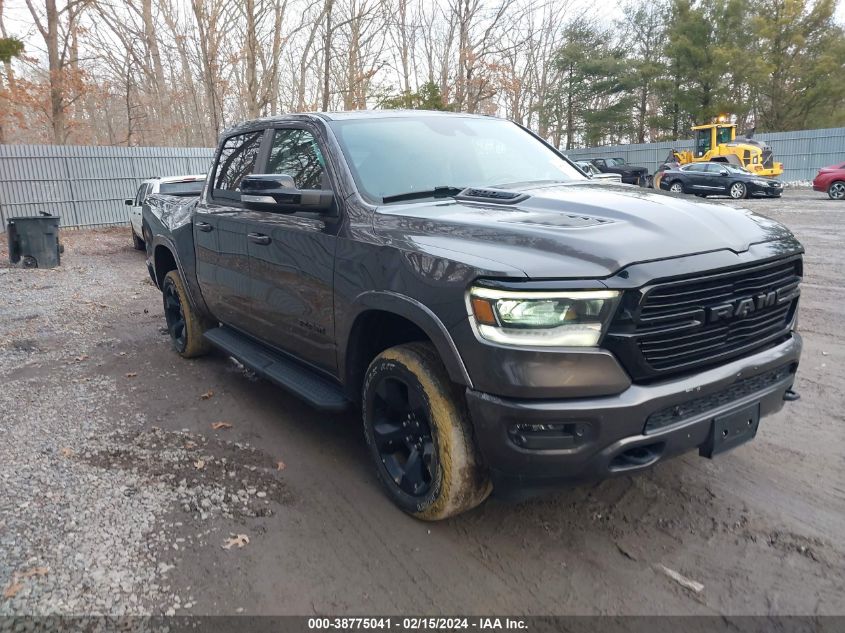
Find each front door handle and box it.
[196,221,213,232]
[248,233,271,245]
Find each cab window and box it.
[266,128,326,190]
[212,131,263,200]
[716,126,732,144]
[695,129,711,157]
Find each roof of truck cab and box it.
[221,110,494,137]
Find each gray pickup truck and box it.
[144,111,803,520]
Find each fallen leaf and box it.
[19,567,48,579]
[184,441,197,449]
[276,461,286,471]
[222,534,249,550]
[126,372,137,378]
[74,354,89,362]
[194,459,205,470]
[2,582,23,599]
[199,390,214,400]
[211,422,232,430]
[59,447,73,457]
[656,564,704,594]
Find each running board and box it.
[203,326,350,412]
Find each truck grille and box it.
[605,257,801,381]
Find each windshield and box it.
[724,164,750,174]
[159,180,205,196]
[608,157,626,166]
[328,116,584,203]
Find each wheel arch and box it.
[150,237,214,322]
[339,292,473,403]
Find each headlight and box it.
[751,179,770,187]
[468,286,620,347]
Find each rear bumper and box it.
[465,334,801,496]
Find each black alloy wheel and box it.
[163,279,187,353]
[370,375,437,497]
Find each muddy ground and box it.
[0,188,843,616]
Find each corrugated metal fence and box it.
[1,127,843,231]
[565,127,845,183]
[0,144,214,231]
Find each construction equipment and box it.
[667,115,783,178]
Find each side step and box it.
[203,326,350,412]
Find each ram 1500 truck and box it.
[143,111,803,520]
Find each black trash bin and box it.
[7,214,62,268]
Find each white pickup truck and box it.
[125,175,205,249]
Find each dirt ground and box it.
[0,188,843,617]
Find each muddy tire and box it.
[669,181,684,194]
[132,228,145,250]
[362,342,491,520]
[162,270,212,358]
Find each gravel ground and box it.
[0,189,843,617]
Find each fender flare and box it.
[340,290,473,389]
[149,235,214,321]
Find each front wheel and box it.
[162,270,212,358]
[669,181,684,194]
[362,342,491,520]
[730,182,748,199]
[828,181,845,200]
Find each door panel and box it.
[130,183,147,235]
[194,130,263,332]
[242,126,339,373]
[244,211,337,371]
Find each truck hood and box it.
[372,181,797,279]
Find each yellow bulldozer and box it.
[667,115,784,178]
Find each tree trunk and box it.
[322,0,333,111]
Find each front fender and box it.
[339,290,473,389]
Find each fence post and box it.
[63,154,81,227]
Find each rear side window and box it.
[212,131,263,199]
[160,181,204,196]
[267,128,326,190]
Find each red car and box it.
[813,162,845,200]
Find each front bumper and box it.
[621,173,648,185]
[465,334,801,495]
[750,184,783,197]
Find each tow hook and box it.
[784,389,800,402]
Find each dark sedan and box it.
[590,157,650,186]
[659,162,783,199]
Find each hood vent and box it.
[456,188,528,204]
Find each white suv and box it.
[125,175,205,249]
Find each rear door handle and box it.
[196,221,213,232]
[248,233,271,245]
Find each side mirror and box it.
[241,174,334,213]
[719,168,729,176]
[125,199,134,206]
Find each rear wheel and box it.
[362,342,491,520]
[730,182,748,199]
[828,181,845,200]
[162,270,212,358]
[669,181,684,194]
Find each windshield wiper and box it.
[382,186,465,204]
